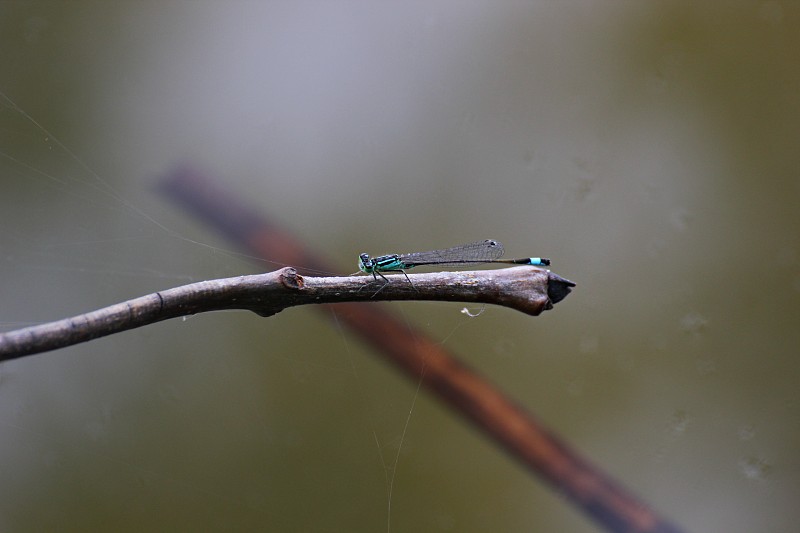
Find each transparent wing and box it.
[399,239,505,266]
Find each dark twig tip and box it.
[547,272,576,305]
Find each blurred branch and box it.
[154,166,685,533]
[0,266,572,361]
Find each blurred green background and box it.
[1,2,798,531]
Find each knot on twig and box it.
[279,267,303,290]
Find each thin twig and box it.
[0,267,572,361]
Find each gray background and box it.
[1,2,798,531]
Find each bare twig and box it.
[0,266,572,361]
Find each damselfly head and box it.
[358,253,372,271]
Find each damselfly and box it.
[357,239,549,290]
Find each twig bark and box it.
[0,266,572,361]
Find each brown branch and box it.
[0,266,572,361]
[154,166,685,533]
